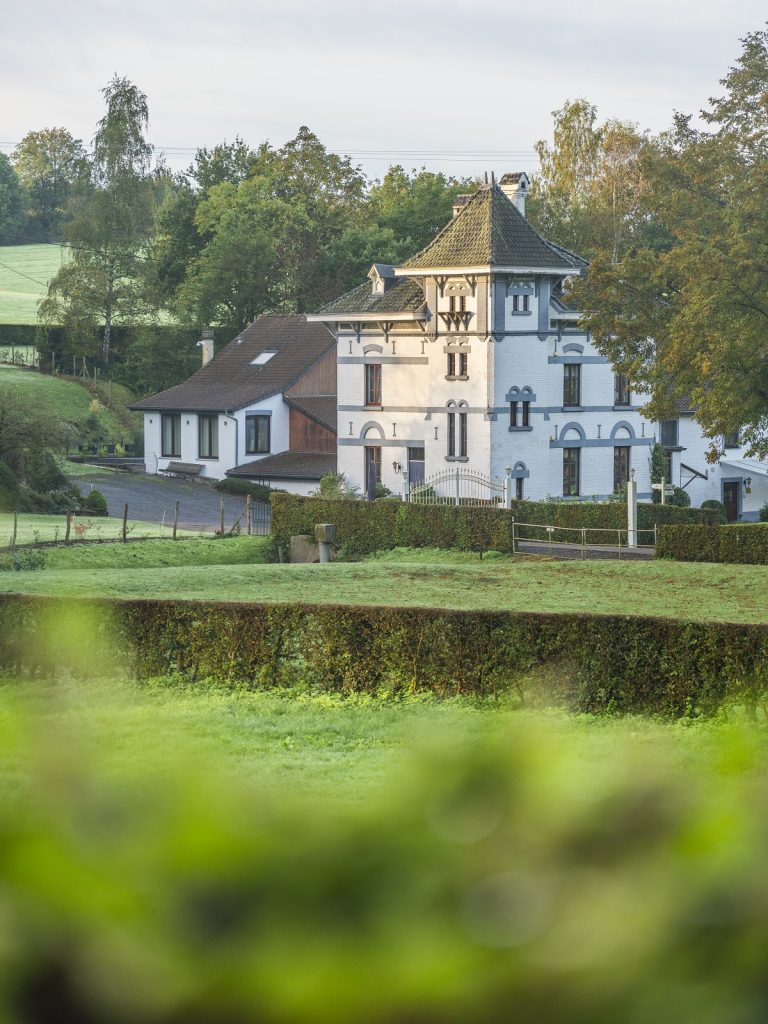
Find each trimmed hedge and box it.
[657,523,768,565]
[270,493,722,556]
[3,594,768,717]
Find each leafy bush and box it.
[270,494,722,557]
[666,485,691,507]
[311,472,360,499]
[0,549,47,572]
[84,489,108,514]
[701,499,726,514]
[215,477,274,502]
[760,502,768,523]
[2,595,768,718]
[657,524,768,564]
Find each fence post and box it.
[220,495,225,535]
[402,470,409,502]
[627,471,638,548]
[122,503,128,543]
[511,517,516,555]
[65,511,71,545]
[172,501,179,541]
[11,512,17,551]
[581,527,586,559]
[455,468,460,506]
[246,495,252,535]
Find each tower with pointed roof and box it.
[311,180,725,505]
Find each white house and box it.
[309,176,768,521]
[132,315,337,495]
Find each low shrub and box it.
[215,477,274,502]
[657,524,768,564]
[760,502,768,523]
[84,489,108,515]
[0,460,19,513]
[701,499,726,515]
[270,494,721,557]
[2,595,768,718]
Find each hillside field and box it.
[0,243,64,325]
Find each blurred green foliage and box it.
[0,677,767,1022]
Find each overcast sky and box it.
[2,0,766,180]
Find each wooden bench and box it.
[160,461,205,480]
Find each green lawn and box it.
[0,364,138,443]
[0,243,64,324]
[0,551,766,623]
[37,535,270,570]
[0,513,201,548]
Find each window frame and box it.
[660,419,679,448]
[613,445,631,492]
[563,364,581,408]
[614,373,631,407]
[160,413,181,458]
[198,414,219,460]
[245,414,271,455]
[364,363,382,407]
[562,447,580,497]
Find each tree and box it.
[12,128,89,241]
[575,29,768,458]
[371,166,473,253]
[528,99,652,261]
[41,76,156,365]
[0,154,26,244]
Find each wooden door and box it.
[723,481,739,522]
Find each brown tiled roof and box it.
[315,277,425,317]
[130,316,334,413]
[285,395,337,433]
[402,184,573,271]
[227,451,336,480]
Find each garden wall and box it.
[657,523,768,564]
[2,594,767,717]
[270,494,721,557]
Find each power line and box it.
[0,260,49,287]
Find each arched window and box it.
[446,401,468,459]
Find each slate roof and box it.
[285,395,337,433]
[131,316,334,413]
[402,184,573,271]
[315,276,425,317]
[227,451,336,480]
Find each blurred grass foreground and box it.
[1,607,768,1021]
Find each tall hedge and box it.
[657,524,768,564]
[270,494,721,556]
[2,594,768,718]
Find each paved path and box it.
[76,471,253,532]
[517,540,654,560]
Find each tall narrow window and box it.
[613,446,630,492]
[614,373,631,407]
[563,364,581,407]
[509,401,531,428]
[161,414,181,458]
[447,409,456,457]
[245,414,270,454]
[563,448,580,496]
[516,477,524,500]
[459,410,467,457]
[660,420,679,447]
[198,415,219,459]
[364,363,382,406]
[447,351,468,379]
[365,446,381,493]
[510,401,518,428]
[512,294,530,313]
[522,401,530,427]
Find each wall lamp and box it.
[392,460,402,474]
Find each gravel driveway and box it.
[75,470,258,532]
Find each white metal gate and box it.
[408,468,508,506]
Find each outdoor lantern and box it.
[745,476,752,493]
[392,460,402,474]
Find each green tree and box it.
[41,76,156,366]
[0,154,26,243]
[529,99,652,261]
[11,128,89,241]
[371,166,473,253]
[576,29,768,458]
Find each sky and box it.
[2,0,766,181]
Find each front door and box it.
[723,481,740,522]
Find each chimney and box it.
[452,194,471,217]
[197,328,214,367]
[499,172,530,216]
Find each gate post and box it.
[454,468,460,506]
[402,470,409,502]
[504,467,513,509]
[627,469,638,549]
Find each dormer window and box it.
[250,350,277,366]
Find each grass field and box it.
[0,546,766,623]
[0,243,64,324]
[0,364,138,443]
[0,513,201,548]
